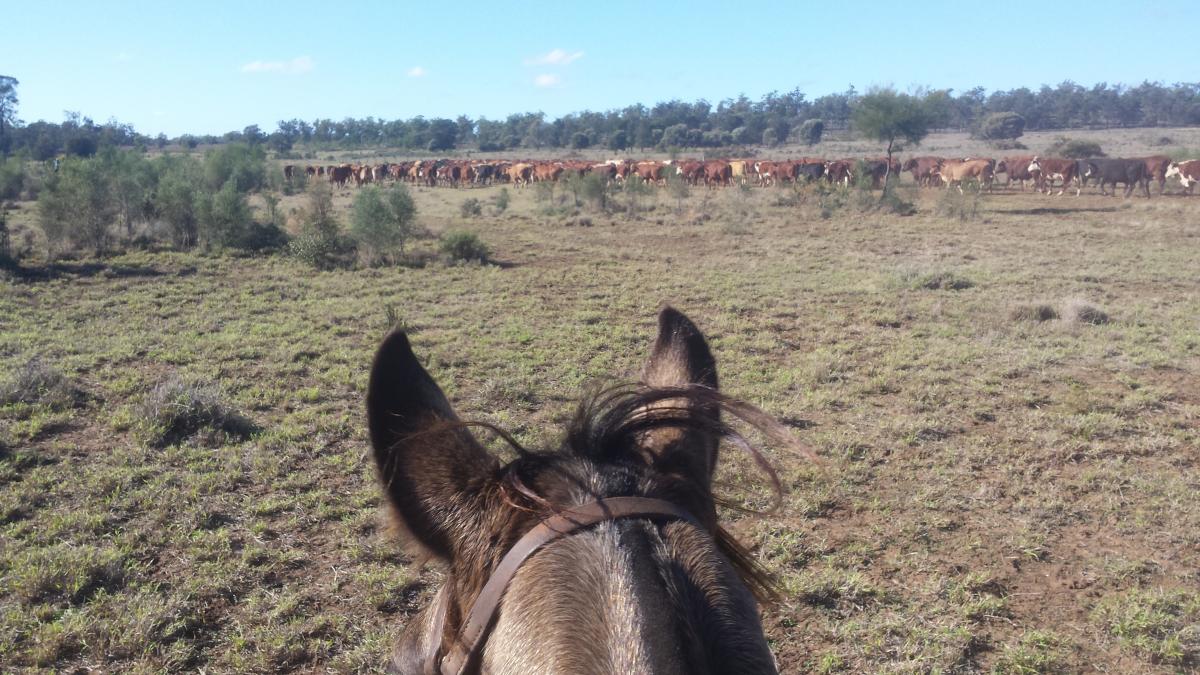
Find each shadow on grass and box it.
[5,260,168,282]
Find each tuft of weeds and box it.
[1,358,79,409]
[936,181,983,221]
[1010,304,1059,322]
[992,630,1071,674]
[1091,588,1200,667]
[1062,298,1110,325]
[897,268,975,291]
[137,375,255,447]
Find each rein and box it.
[397,496,699,675]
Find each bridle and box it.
[390,496,699,675]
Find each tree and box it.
[852,87,944,191]
[196,178,252,249]
[975,112,1025,141]
[38,157,118,255]
[350,184,418,265]
[798,119,824,145]
[607,129,628,152]
[427,118,458,152]
[0,76,17,155]
[569,131,591,149]
[153,154,203,248]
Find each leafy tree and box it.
[570,131,591,149]
[152,154,204,248]
[38,157,118,255]
[203,143,266,192]
[0,75,17,155]
[101,148,156,238]
[196,178,252,249]
[427,118,458,152]
[975,112,1025,141]
[659,124,688,149]
[798,119,824,145]
[608,129,628,151]
[761,128,779,147]
[852,87,945,190]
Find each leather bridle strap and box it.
[434,496,698,675]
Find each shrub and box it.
[975,112,1026,141]
[492,188,510,214]
[202,143,267,193]
[37,157,117,255]
[152,154,203,248]
[350,184,418,265]
[1045,137,1105,158]
[900,269,974,291]
[1062,298,1110,325]
[137,375,254,447]
[1,358,78,409]
[439,230,490,263]
[0,157,24,200]
[761,128,779,147]
[459,197,483,218]
[569,132,591,149]
[798,119,825,146]
[730,126,752,145]
[936,180,983,221]
[195,178,253,250]
[1010,304,1059,322]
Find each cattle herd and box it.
[282,155,1200,196]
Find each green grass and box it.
[2,173,1199,672]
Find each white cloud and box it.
[240,56,314,74]
[524,49,584,66]
[534,74,561,88]
[407,66,427,78]
[114,51,134,63]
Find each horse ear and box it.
[639,307,721,486]
[367,331,498,560]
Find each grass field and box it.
[3,132,1200,673]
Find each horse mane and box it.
[467,383,804,603]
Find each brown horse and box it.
[367,307,789,674]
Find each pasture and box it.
[2,132,1199,673]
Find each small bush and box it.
[974,112,1026,141]
[936,181,983,221]
[439,231,490,263]
[901,269,974,291]
[798,119,825,146]
[1045,137,1105,159]
[1010,304,1059,322]
[1,359,78,409]
[350,184,418,266]
[459,197,483,218]
[988,139,1028,151]
[492,188,510,214]
[1062,298,1110,325]
[288,232,354,270]
[1150,135,1174,147]
[0,157,25,200]
[137,375,254,447]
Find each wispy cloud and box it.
[524,49,584,66]
[240,56,314,74]
[114,51,134,63]
[534,74,561,88]
[407,66,427,78]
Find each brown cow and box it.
[704,161,732,187]
[935,158,994,192]
[996,156,1035,190]
[823,160,854,185]
[1027,157,1080,196]
[903,156,942,187]
[329,164,353,188]
[283,165,295,182]
[1165,160,1200,194]
[1141,155,1172,194]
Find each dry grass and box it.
[2,147,1199,673]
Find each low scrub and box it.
[1,358,79,409]
[898,269,974,291]
[137,375,254,447]
[439,230,490,263]
[935,181,983,222]
[459,197,483,218]
[1062,298,1110,325]
[1092,588,1199,667]
[1045,136,1105,158]
[1009,304,1059,322]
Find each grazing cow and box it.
[305,165,317,178]
[860,159,893,188]
[728,160,752,185]
[903,156,943,187]
[1165,160,1200,194]
[1026,157,1080,196]
[317,166,325,177]
[533,163,563,183]
[507,163,534,187]
[996,156,1036,190]
[1079,158,1150,197]
[373,164,390,183]
[703,161,731,187]
[823,160,854,185]
[794,161,826,183]
[678,161,706,186]
[329,164,354,188]
[1140,155,1172,194]
[634,161,663,185]
[283,165,295,182]
[935,158,994,192]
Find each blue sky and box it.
[5,1,1197,136]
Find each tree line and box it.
[1,76,1199,160]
